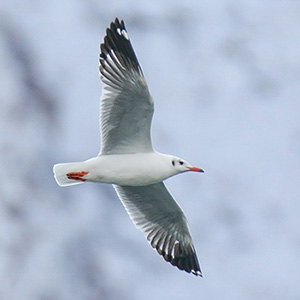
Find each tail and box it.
[53,162,87,187]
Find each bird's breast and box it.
[84,153,174,186]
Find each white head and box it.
[170,156,204,174]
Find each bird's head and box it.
[170,156,204,174]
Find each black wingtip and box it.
[111,18,125,30]
[153,240,203,277]
[99,18,142,75]
[192,269,203,277]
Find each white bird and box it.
[53,18,204,277]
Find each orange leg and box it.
[67,171,89,182]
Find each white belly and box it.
[84,152,174,186]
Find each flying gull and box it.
[53,18,204,277]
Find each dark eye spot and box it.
[172,160,175,166]
[179,161,184,165]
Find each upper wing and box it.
[99,18,154,155]
[114,182,202,276]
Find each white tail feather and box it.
[53,162,86,187]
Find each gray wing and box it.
[99,18,154,155]
[114,182,202,276]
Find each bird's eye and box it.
[179,161,184,165]
[172,160,175,166]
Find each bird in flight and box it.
[53,18,204,277]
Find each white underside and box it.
[53,152,178,187]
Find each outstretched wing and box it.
[114,182,202,276]
[99,18,154,155]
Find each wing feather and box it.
[99,18,154,155]
[114,182,202,276]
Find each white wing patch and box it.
[117,27,129,40]
[171,240,180,259]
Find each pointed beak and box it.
[188,166,204,173]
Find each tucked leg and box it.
[67,171,89,182]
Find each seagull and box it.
[53,18,204,277]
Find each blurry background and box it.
[1,1,300,299]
